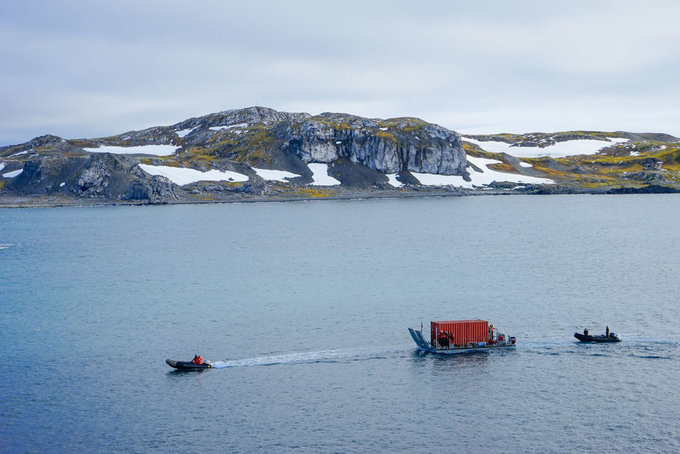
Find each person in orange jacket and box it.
[196,355,203,365]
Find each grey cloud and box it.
[2,0,680,145]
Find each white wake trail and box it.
[210,345,410,369]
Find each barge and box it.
[409,320,516,354]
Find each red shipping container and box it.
[431,320,489,347]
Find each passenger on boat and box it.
[606,326,610,337]
[584,328,589,336]
[192,355,203,365]
[437,331,450,349]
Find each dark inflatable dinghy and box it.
[574,332,621,343]
[166,359,213,370]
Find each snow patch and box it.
[139,164,248,186]
[411,172,470,187]
[84,145,178,156]
[519,161,533,168]
[386,173,403,188]
[175,128,194,138]
[252,167,300,183]
[412,155,553,188]
[467,155,553,185]
[8,150,29,158]
[209,123,249,132]
[463,137,629,158]
[59,182,66,187]
[308,163,341,186]
[0,162,5,172]
[3,169,23,178]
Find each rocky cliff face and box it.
[279,113,466,175]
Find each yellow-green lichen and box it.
[290,188,337,198]
[375,130,398,143]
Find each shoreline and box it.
[2,184,677,209]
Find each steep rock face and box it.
[280,113,466,175]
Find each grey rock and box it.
[282,113,466,175]
[77,160,110,194]
[124,175,178,203]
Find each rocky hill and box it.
[1,107,679,206]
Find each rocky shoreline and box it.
[5,182,678,209]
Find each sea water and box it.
[1,194,679,452]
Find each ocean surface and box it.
[2,194,680,453]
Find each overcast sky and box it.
[2,0,679,146]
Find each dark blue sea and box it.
[2,194,680,453]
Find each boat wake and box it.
[210,345,410,369]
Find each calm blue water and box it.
[2,195,680,453]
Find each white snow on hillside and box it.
[84,145,179,156]
[175,128,194,138]
[308,163,341,186]
[252,167,300,182]
[0,162,5,172]
[209,123,249,132]
[139,164,248,186]
[412,155,553,188]
[386,174,403,187]
[463,137,628,158]
[3,169,23,178]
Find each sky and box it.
[2,0,680,146]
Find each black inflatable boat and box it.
[165,359,213,370]
[574,332,621,342]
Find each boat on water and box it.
[409,319,516,354]
[166,359,213,370]
[574,332,621,343]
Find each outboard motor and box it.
[510,336,516,345]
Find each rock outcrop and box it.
[123,175,178,203]
[280,113,466,175]
[4,152,178,203]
